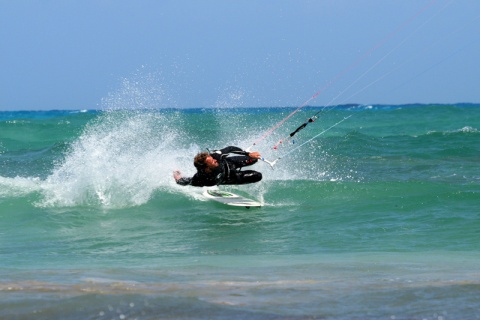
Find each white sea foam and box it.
[0,175,42,198]
[35,73,196,208]
[37,108,200,208]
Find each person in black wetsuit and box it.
[173,146,262,187]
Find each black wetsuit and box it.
[176,146,262,187]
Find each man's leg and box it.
[236,170,262,184]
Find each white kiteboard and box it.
[203,189,262,208]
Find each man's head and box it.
[194,152,218,171]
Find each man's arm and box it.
[214,146,261,159]
[176,177,192,186]
[213,146,246,156]
[173,170,211,187]
[173,170,192,186]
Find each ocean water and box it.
[0,104,479,319]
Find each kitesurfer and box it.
[173,146,262,187]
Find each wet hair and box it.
[194,152,210,170]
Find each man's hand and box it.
[248,151,261,159]
[173,170,182,182]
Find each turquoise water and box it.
[1,104,479,319]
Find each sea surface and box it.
[0,104,479,319]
